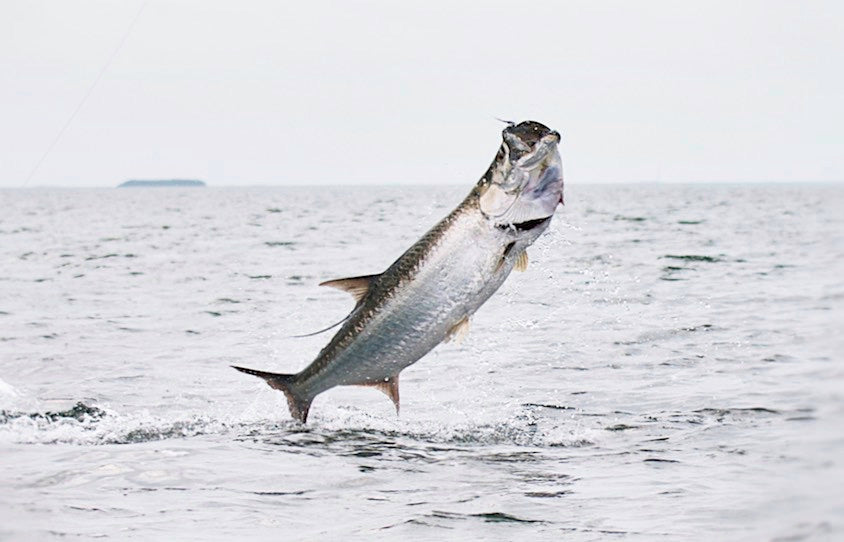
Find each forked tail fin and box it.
[232,366,312,423]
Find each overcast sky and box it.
[2,1,842,187]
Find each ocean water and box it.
[0,183,842,541]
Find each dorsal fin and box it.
[319,274,380,303]
[289,313,352,338]
[293,273,379,339]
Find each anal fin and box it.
[361,375,400,415]
[445,316,470,343]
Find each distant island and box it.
[118,179,206,188]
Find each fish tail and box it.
[232,365,313,423]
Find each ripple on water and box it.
[0,185,841,539]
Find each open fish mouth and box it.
[497,216,552,233]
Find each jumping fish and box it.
[234,121,564,422]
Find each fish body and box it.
[235,121,564,422]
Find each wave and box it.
[0,398,794,453]
[0,401,599,449]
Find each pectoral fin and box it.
[320,274,380,303]
[496,243,528,273]
[445,316,470,343]
[515,250,529,272]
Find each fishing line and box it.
[22,1,147,187]
[494,116,515,127]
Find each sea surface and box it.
[0,184,842,541]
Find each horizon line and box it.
[2,179,843,189]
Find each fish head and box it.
[478,121,564,233]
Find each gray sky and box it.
[2,1,842,187]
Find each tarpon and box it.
[234,120,564,422]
